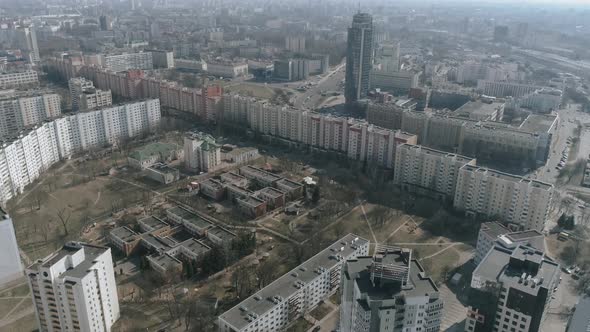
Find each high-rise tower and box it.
[345,12,374,103]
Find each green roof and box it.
[129,142,180,162]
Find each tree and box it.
[34,190,48,210]
[558,214,575,230]
[560,246,577,265]
[311,186,320,204]
[232,263,255,299]
[256,258,277,289]
[55,207,72,236]
[201,246,227,275]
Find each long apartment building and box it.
[223,93,417,169]
[0,70,39,88]
[26,242,120,332]
[340,245,444,332]
[394,144,476,201]
[218,234,369,332]
[453,165,554,231]
[467,245,560,332]
[0,99,161,203]
[0,90,61,138]
[103,52,153,72]
[476,80,540,98]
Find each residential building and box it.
[149,50,174,68]
[566,296,590,332]
[285,36,305,53]
[218,234,370,332]
[340,245,444,332]
[466,245,560,332]
[0,208,23,287]
[0,90,61,138]
[0,70,38,88]
[0,99,161,204]
[184,131,221,172]
[474,222,544,265]
[221,147,260,165]
[239,166,281,187]
[69,77,112,111]
[394,144,476,201]
[275,178,304,200]
[103,52,153,72]
[127,142,183,169]
[69,77,94,111]
[345,12,374,103]
[454,165,554,231]
[166,206,214,236]
[0,27,39,63]
[175,58,207,72]
[366,103,404,130]
[452,101,505,122]
[200,178,226,201]
[26,242,120,332]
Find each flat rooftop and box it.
[175,239,211,256]
[207,226,237,242]
[238,195,266,207]
[31,243,109,280]
[276,178,303,190]
[219,234,369,330]
[399,143,475,163]
[110,226,139,242]
[138,215,169,231]
[460,165,554,190]
[220,172,247,183]
[148,163,178,174]
[201,178,225,190]
[568,296,590,332]
[167,206,214,229]
[474,245,560,297]
[148,253,182,269]
[519,114,558,134]
[240,166,282,182]
[453,101,504,119]
[480,222,509,239]
[257,187,285,198]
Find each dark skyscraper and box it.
[345,12,374,104]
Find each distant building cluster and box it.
[0,70,38,88]
[0,99,161,204]
[68,77,112,111]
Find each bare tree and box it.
[55,207,72,236]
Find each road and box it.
[542,273,579,332]
[292,62,346,109]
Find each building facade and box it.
[454,165,553,231]
[0,208,23,287]
[103,52,153,72]
[0,99,161,203]
[184,131,221,172]
[0,90,61,138]
[0,70,39,88]
[26,242,120,332]
[394,144,476,201]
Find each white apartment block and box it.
[454,165,554,231]
[369,69,419,92]
[394,144,476,200]
[184,131,221,172]
[0,208,23,287]
[26,242,120,332]
[340,246,444,332]
[222,93,409,169]
[103,52,153,72]
[476,80,540,98]
[218,234,369,332]
[0,99,160,203]
[0,70,39,88]
[0,90,61,138]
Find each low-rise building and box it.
[255,187,286,209]
[221,147,260,165]
[146,163,180,184]
[239,165,282,187]
[206,60,248,78]
[275,178,304,200]
[474,222,544,265]
[220,172,248,187]
[205,226,237,248]
[200,178,226,201]
[109,226,141,256]
[452,100,505,122]
[218,234,369,332]
[166,206,214,236]
[236,195,267,218]
[128,142,183,169]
